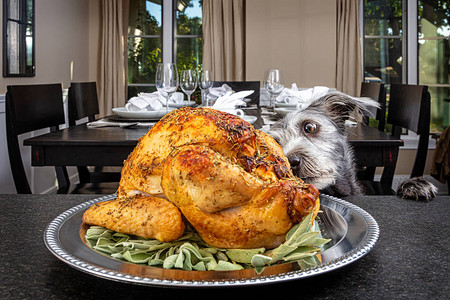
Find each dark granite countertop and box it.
[0,194,449,299]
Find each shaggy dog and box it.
[268,91,438,200]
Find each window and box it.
[2,0,35,77]
[175,0,202,70]
[127,0,162,96]
[363,0,449,132]
[363,0,403,84]
[418,0,449,132]
[127,0,203,97]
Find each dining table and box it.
[23,107,403,188]
[0,193,448,299]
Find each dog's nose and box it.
[288,155,302,169]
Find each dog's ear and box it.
[311,92,380,130]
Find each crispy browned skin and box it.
[92,107,320,248]
[82,195,185,241]
[161,144,320,248]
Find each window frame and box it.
[2,0,35,77]
[127,0,202,95]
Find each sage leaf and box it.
[122,250,151,264]
[226,248,265,264]
[163,254,178,269]
[251,254,272,268]
[214,260,244,271]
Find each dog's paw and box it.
[396,177,438,202]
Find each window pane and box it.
[6,21,20,74]
[129,0,162,36]
[176,0,202,68]
[419,38,450,85]
[128,37,162,84]
[365,0,403,36]
[428,86,450,131]
[419,38,450,131]
[418,0,450,38]
[26,0,33,24]
[364,37,403,83]
[176,0,202,36]
[9,0,20,20]
[26,25,33,72]
[176,37,202,69]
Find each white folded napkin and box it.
[126,92,183,111]
[212,90,254,108]
[276,84,330,109]
[208,84,233,98]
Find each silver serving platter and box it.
[44,194,379,288]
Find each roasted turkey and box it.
[83,107,320,249]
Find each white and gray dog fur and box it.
[268,91,437,200]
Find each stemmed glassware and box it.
[180,69,197,103]
[263,69,285,110]
[155,63,178,112]
[199,70,213,106]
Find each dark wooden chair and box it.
[68,82,99,126]
[212,81,260,106]
[360,82,386,132]
[358,82,387,181]
[359,83,431,195]
[6,84,70,194]
[68,82,120,193]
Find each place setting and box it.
[195,71,258,125]
[101,66,260,129]
[260,69,336,128]
[90,64,199,128]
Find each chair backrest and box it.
[360,82,386,131]
[6,83,67,193]
[387,83,431,178]
[68,82,99,126]
[212,81,260,105]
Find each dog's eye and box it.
[303,122,317,134]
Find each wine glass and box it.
[180,69,197,103]
[155,63,178,112]
[199,70,213,106]
[264,69,285,109]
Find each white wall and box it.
[0,95,15,193]
[245,0,337,88]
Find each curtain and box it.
[98,0,129,117]
[336,0,362,96]
[202,0,245,81]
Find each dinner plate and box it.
[168,101,196,108]
[274,107,297,116]
[241,115,257,125]
[112,107,175,120]
[44,194,379,288]
[107,115,158,123]
[275,102,298,108]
